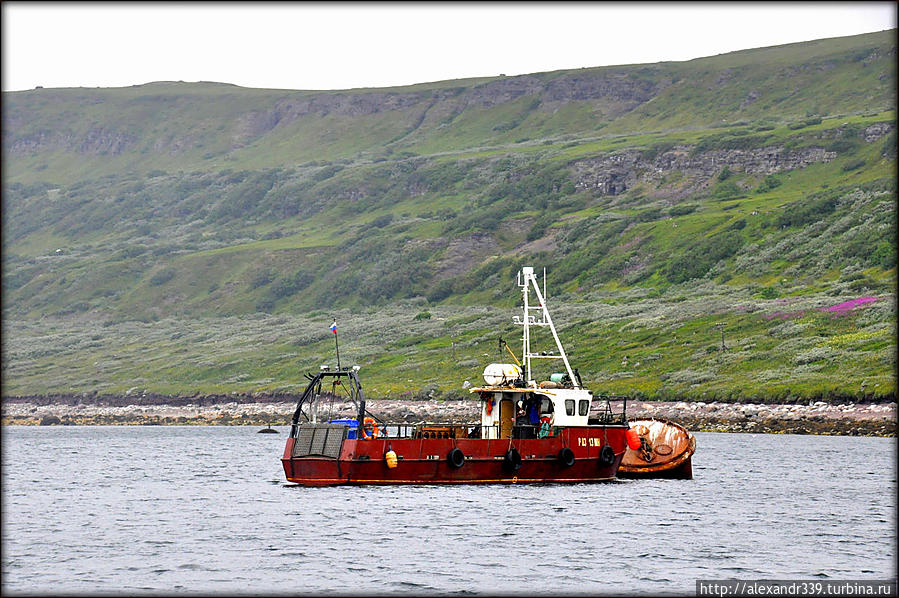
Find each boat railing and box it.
[385,423,482,439]
[591,394,628,424]
[290,422,482,440]
[290,419,627,444]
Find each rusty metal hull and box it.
[282,426,628,486]
[618,418,696,480]
[616,454,693,479]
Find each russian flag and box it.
[330,321,338,334]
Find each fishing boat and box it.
[281,266,629,486]
[618,417,696,479]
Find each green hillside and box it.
[2,30,896,402]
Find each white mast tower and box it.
[513,266,579,388]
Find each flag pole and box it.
[331,320,341,371]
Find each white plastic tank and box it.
[482,363,522,386]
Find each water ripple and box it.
[2,427,895,594]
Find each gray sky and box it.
[2,3,896,92]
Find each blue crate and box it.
[328,418,358,439]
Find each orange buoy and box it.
[385,449,398,469]
[626,428,642,450]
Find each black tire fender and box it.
[447,448,465,469]
[599,444,615,466]
[558,447,576,468]
[503,447,522,472]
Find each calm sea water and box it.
[2,426,896,595]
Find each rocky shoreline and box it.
[2,397,895,436]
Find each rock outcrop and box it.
[572,145,837,197]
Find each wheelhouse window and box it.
[579,400,590,416]
[565,399,575,416]
[539,396,553,415]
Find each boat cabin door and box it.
[499,398,515,439]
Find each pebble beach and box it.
[2,395,895,436]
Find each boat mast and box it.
[516,266,579,388]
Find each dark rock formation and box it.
[572,145,837,197]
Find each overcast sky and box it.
[2,3,896,92]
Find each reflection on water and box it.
[2,426,896,594]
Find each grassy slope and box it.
[2,31,896,401]
[5,31,893,183]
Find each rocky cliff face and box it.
[464,70,667,108]
[571,122,894,198]
[5,126,138,156]
[571,146,836,197]
[3,68,674,157]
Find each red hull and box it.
[282,426,627,486]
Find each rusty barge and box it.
[619,417,696,479]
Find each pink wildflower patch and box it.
[820,296,880,314]
[761,296,881,321]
